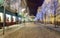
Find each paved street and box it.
[4,23,60,38]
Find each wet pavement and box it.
[4,23,60,38]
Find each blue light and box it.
[34,0,58,21]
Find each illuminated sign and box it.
[6,14,11,22]
[0,12,4,22]
[18,17,21,20]
[12,16,16,22]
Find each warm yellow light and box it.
[58,0,60,3]
[45,0,51,4]
[21,8,26,12]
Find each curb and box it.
[45,26,60,32]
[0,24,24,37]
[36,23,60,32]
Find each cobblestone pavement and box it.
[4,23,60,38]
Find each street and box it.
[4,23,60,38]
[0,0,60,38]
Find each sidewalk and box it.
[45,24,60,32]
[37,23,60,32]
[0,23,24,38]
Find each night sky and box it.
[27,0,44,16]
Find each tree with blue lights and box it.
[34,0,58,24]
[53,0,58,27]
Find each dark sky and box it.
[27,0,44,16]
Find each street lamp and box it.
[53,0,58,28]
[3,0,6,35]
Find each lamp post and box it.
[18,0,21,24]
[53,0,58,28]
[3,0,6,35]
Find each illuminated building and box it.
[35,0,58,24]
[56,0,60,23]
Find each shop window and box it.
[6,17,9,22]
